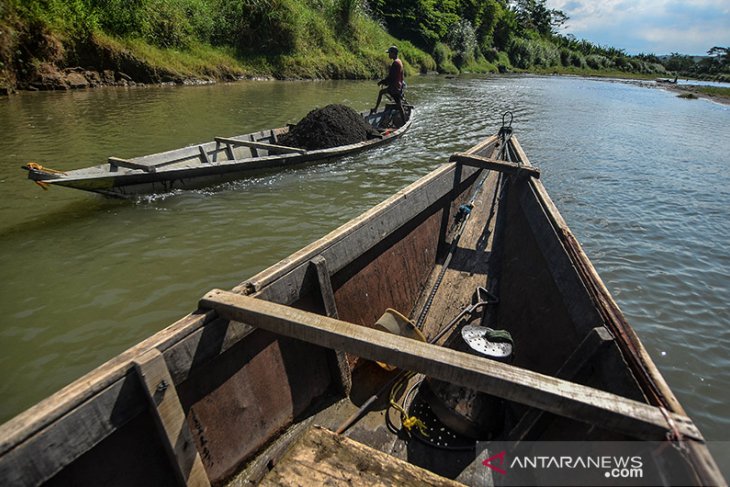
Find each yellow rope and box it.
[389,371,429,437]
[25,162,67,175]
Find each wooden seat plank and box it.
[450,152,540,179]
[214,137,306,154]
[108,157,156,173]
[260,426,464,487]
[199,290,703,443]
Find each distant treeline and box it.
[1,0,728,91]
[652,49,730,81]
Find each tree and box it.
[663,53,694,73]
[707,46,729,67]
[511,0,567,36]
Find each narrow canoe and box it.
[22,104,412,198]
[0,128,723,486]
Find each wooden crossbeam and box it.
[199,290,703,443]
[198,145,211,164]
[310,256,338,319]
[108,156,156,173]
[450,152,540,179]
[134,349,210,487]
[214,137,306,155]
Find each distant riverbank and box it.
[662,83,730,105]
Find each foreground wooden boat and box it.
[22,104,412,197]
[1,127,724,486]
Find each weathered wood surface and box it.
[234,166,478,301]
[413,169,502,342]
[199,291,703,442]
[134,349,210,487]
[108,156,156,173]
[198,145,212,164]
[260,426,465,487]
[213,137,306,155]
[450,153,540,179]
[311,256,339,319]
[232,136,498,301]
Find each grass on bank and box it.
[689,86,730,97]
[1,0,437,88]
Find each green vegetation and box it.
[660,48,730,83]
[692,86,730,97]
[0,0,435,91]
[0,0,727,93]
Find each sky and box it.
[546,0,730,56]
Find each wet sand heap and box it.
[280,104,378,150]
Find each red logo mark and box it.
[482,450,507,475]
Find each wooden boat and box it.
[22,104,412,197]
[1,126,724,486]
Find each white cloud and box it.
[546,0,730,54]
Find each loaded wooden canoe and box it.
[22,104,412,197]
[1,128,724,486]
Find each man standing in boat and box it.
[371,46,406,125]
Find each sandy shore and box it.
[659,83,730,106]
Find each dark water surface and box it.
[1,76,728,470]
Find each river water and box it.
[1,76,728,470]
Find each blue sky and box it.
[547,0,730,56]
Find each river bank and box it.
[661,83,730,105]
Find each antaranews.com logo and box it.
[476,441,671,486]
[483,450,643,478]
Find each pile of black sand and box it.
[279,104,378,150]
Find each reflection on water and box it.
[1,77,729,469]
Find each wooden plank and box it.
[212,141,220,163]
[311,256,338,319]
[450,152,540,179]
[108,156,156,173]
[260,426,464,487]
[199,290,704,443]
[310,256,352,395]
[214,137,306,155]
[507,327,614,442]
[198,145,211,164]
[134,349,211,487]
[231,160,486,302]
[231,136,498,297]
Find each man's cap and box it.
[386,45,398,53]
